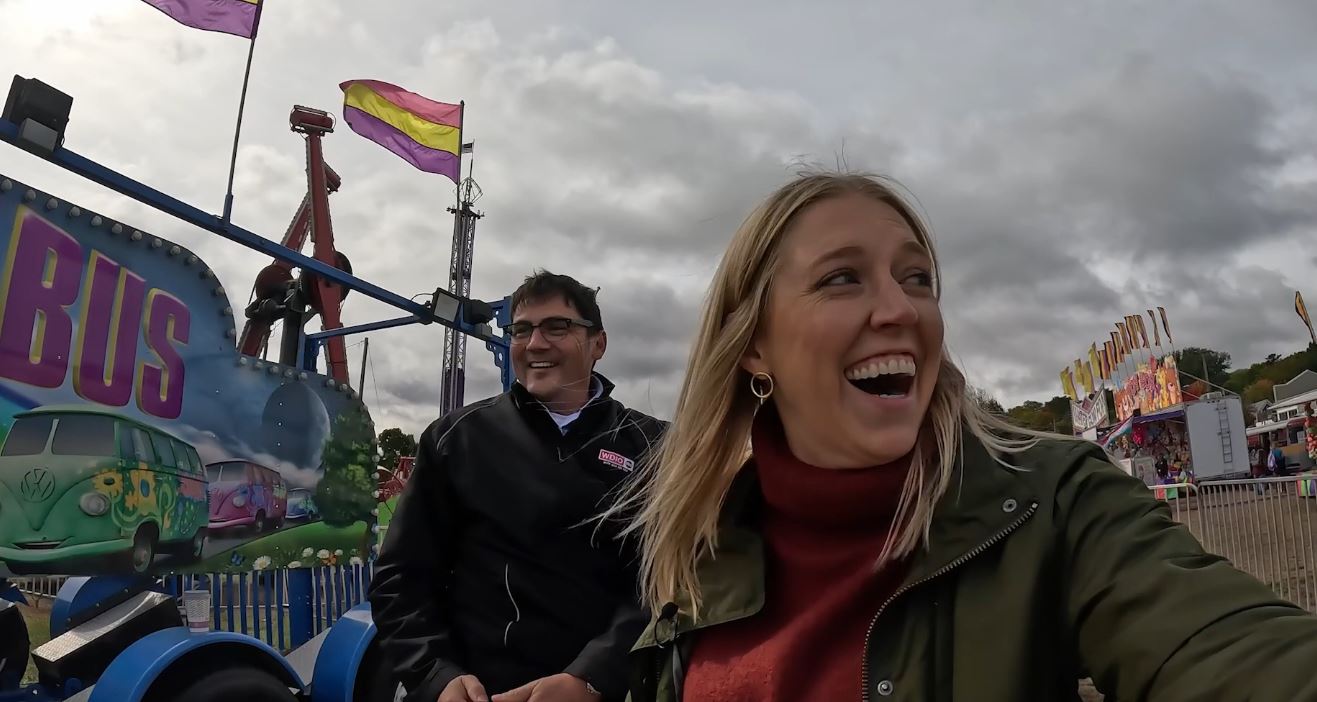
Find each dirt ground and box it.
[17,601,49,685]
[1166,485,1317,610]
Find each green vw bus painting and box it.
[0,406,209,574]
[0,182,378,578]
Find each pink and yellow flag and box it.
[339,80,463,182]
[142,0,259,39]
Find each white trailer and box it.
[1103,395,1250,483]
[1184,395,1250,481]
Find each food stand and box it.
[1102,396,1250,487]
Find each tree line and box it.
[978,344,1317,434]
[374,346,1317,449]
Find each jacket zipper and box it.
[503,563,521,647]
[860,500,1039,701]
[555,400,598,463]
[556,399,626,464]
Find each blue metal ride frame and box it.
[487,298,516,391]
[87,628,304,702]
[1,115,516,392]
[309,603,375,702]
[49,576,156,638]
[287,568,316,649]
[0,580,25,607]
[0,117,502,347]
[0,105,519,697]
[302,300,515,391]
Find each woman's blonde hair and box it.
[620,172,1062,617]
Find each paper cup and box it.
[182,589,211,633]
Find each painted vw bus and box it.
[285,487,318,522]
[205,460,288,532]
[0,406,210,574]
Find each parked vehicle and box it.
[205,460,288,533]
[285,487,318,522]
[0,95,436,701]
[0,406,210,575]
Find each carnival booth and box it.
[1101,408,1193,498]
[1101,396,1250,491]
[1249,405,1317,496]
[1246,412,1316,475]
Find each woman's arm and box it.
[1059,448,1317,701]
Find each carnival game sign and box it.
[1071,391,1112,434]
[0,175,376,577]
[1114,354,1183,422]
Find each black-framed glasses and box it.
[502,316,594,342]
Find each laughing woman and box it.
[620,173,1317,701]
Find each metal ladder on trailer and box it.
[1218,403,1234,468]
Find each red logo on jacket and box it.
[598,449,635,472]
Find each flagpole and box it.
[221,1,264,224]
[455,100,465,209]
[1160,307,1177,357]
[441,100,466,411]
[1159,307,1181,391]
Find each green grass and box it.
[10,521,371,684]
[10,522,372,683]
[195,520,371,572]
[17,594,295,682]
[19,603,49,684]
[377,496,397,531]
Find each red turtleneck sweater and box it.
[682,409,910,701]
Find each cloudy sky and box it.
[2,0,1315,436]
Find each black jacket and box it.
[369,374,666,702]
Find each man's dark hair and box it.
[510,270,603,331]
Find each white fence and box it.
[11,575,66,603]
[10,477,1317,619]
[1158,475,1317,612]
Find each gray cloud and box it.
[891,56,1317,403]
[3,0,1317,437]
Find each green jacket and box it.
[628,434,1317,701]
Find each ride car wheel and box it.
[190,527,207,560]
[126,524,158,573]
[146,664,297,702]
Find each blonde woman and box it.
[621,173,1317,701]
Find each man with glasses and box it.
[370,270,666,702]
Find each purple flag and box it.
[339,80,464,182]
[141,0,260,39]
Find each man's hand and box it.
[439,675,490,702]
[490,674,599,702]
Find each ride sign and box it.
[0,175,378,577]
[1,206,189,418]
[1114,354,1183,422]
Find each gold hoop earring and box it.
[750,371,774,400]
